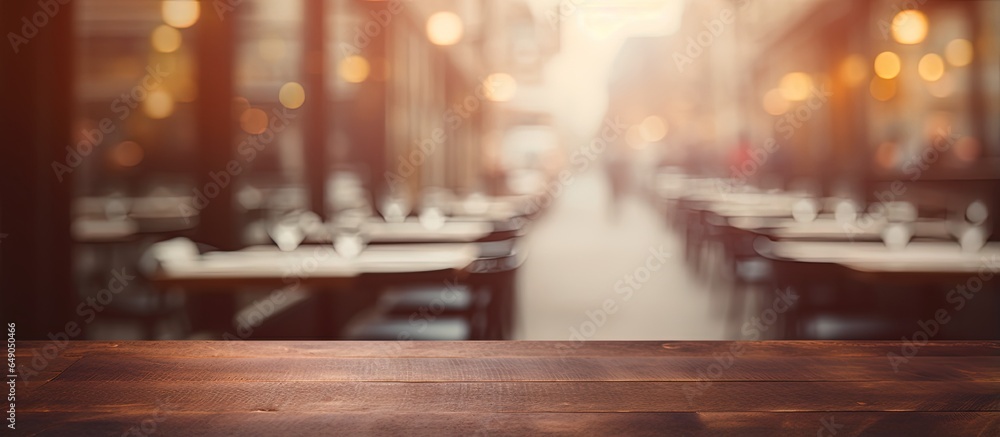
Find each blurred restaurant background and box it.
[2,0,998,342]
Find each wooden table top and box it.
[13,341,1000,436]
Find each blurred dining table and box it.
[73,195,198,242]
[757,240,1000,274]
[728,216,953,242]
[148,243,481,290]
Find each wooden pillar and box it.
[353,0,388,208]
[194,0,237,250]
[0,0,75,338]
[304,0,328,220]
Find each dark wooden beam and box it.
[0,0,75,339]
[304,0,328,220]
[194,0,237,250]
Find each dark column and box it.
[304,0,328,220]
[0,1,75,339]
[353,0,388,208]
[195,0,238,250]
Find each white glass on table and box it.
[267,210,305,252]
[378,187,412,223]
[880,201,916,251]
[418,187,451,230]
[332,208,369,259]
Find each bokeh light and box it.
[917,53,944,82]
[840,54,868,87]
[240,108,269,135]
[278,82,306,109]
[954,137,981,163]
[231,96,251,119]
[112,141,144,167]
[161,0,200,29]
[426,12,463,46]
[639,116,668,142]
[339,55,370,83]
[483,73,517,102]
[762,89,790,115]
[891,10,928,45]
[778,72,812,101]
[869,77,896,101]
[151,25,182,53]
[625,125,646,150]
[945,38,973,67]
[144,90,175,119]
[874,51,901,79]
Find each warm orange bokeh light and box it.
[339,55,371,83]
[240,108,269,134]
[144,90,175,119]
[625,125,646,150]
[869,77,896,101]
[151,25,182,53]
[874,51,901,79]
[778,72,812,101]
[954,137,981,162]
[278,82,306,109]
[840,55,868,87]
[161,0,200,29]
[112,141,145,167]
[483,73,517,102]
[891,10,928,45]
[945,39,974,67]
[426,12,463,46]
[918,53,945,82]
[639,116,668,142]
[762,89,789,115]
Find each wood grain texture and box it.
[16,412,1000,437]
[19,381,1000,413]
[19,340,1000,358]
[11,341,1000,436]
